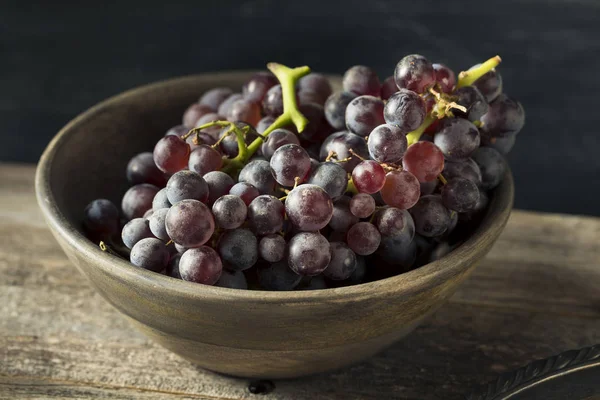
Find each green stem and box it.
[181,120,230,141]
[406,115,436,146]
[456,55,502,89]
[346,178,358,195]
[231,124,248,161]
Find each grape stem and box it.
[438,174,448,185]
[456,55,502,89]
[406,115,436,146]
[346,178,358,195]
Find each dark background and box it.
[2,1,599,216]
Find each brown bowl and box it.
[35,72,514,379]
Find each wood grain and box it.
[2,163,600,399]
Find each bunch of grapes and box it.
[83,54,524,290]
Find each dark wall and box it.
[2,1,599,216]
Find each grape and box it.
[194,112,222,138]
[367,124,408,164]
[126,152,168,187]
[199,87,233,111]
[258,234,286,263]
[83,199,120,238]
[307,162,348,200]
[285,184,333,231]
[152,188,171,211]
[269,144,311,187]
[402,141,444,182]
[297,103,327,142]
[319,131,369,173]
[262,84,284,117]
[179,246,222,285]
[383,89,426,133]
[473,188,490,213]
[238,160,276,195]
[175,243,188,254]
[165,199,214,247]
[217,228,258,271]
[324,91,357,130]
[346,222,381,255]
[324,242,357,280]
[203,171,235,205]
[380,76,397,100]
[288,232,331,276]
[480,94,526,137]
[187,130,217,149]
[441,178,480,212]
[122,184,159,220]
[352,160,386,194]
[342,65,380,96]
[380,170,420,209]
[260,128,300,160]
[226,98,261,126]
[471,67,503,102]
[217,93,243,117]
[215,269,248,289]
[257,260,302,291]
[432,63,456,93]
[143,209,154,220]
[256,116,276,134]
[298,73,332,103]
[453,86,489,122]
[148,207,170,241]
[243,71,278,103]
[394,54,436,94]
[297,276,328,290]
[247,195,285,235]
[481,131,516,155]
[166,253,182,279]
[429,242,452,262]
[165,170,209,204]
[188,145,223,175]
[218,122,259,158]
[183,103,212,128]
[345,95,385,137]
[420,180,438,196]
[471,147,507,190]
[409,195,450,237]
[377,235,417,268]
[153,135,190,174]
[165,125,188,138]
[434,118,480,160]
[212,195,247,230]
[329,196,359,232]
[349,193,376,218]
[373,206,415,238]
[229,182,260,206]
[130,238,170,272]
[442,158,482,185]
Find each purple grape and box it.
[165,199,214,247]
[256,116,276,134]
[212,195,247,230]
[216,269,248,289]
[121,217,154,249]
[480,94,526,137]
[126,152,168,187]
[342,65,381,96]
[258,234,286,263]
[199,87,234,111]
[453,86,489,122]
[367,124,408,164]
[83,199,120,238]
[166,253,182,279]
[261,129,300,160]
[383,89,426,133]
[346,222,381,256]
[243,71,278,103]
[432,63,456,93]
[257,260,302,291]
[298,73,332,104]
[285,184,333,231]
[238,160,276,195]
[183,103,213,128]
[288,232,331,276]
[153,135,190,174]
[130,238,170,272]
[373,207,415,238]
[409,195,450,237]
[442,158,482,185]
[329,195,359,232]
[307,162,348,200]
[148,207,170,241]
[262,84,284,117]
[352,160,386,194]
[345,95,385,137]
[481,131,517,155]
[165,170,209,204]
[380,76,397,100]
[226,98,261,127]
[247,195,285,235]
[420,180,438,196]
[217,93,243,117]
[376,234,417,268]
[349,193,376,218]
[217,228,258,271]
[434,118,480,161]
[297,103,327,142]
[470,147,507,190]
[194,112,222,139]
[203,171,235,206]
[179,246,222,285]
[121,184,160,220]
[441,178,480,212]
[269,144,311,187]
[471,67,503,102]
[380,170,421,209]
[324,242,357,280]
[324,91,357,130]
[152,188,171,211]
[218,122,259,159]
[188,145,223,175]
[394,54,436,94]
[319,131,369,173]
[229,182,260,206]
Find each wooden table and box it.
[1,163,599,400]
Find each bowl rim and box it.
[35,71,514,304]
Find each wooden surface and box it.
[1,163,600,399]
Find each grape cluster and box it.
[83,55,524,291]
